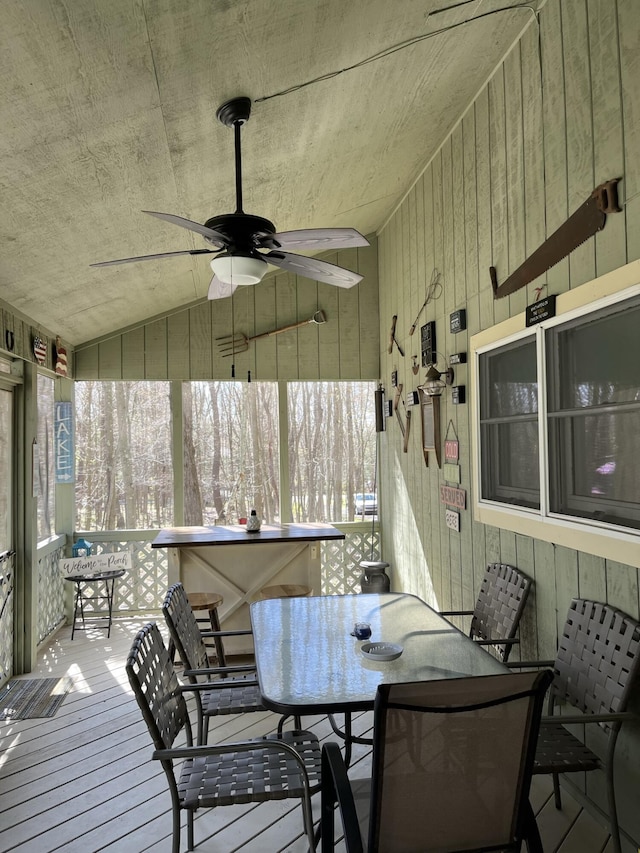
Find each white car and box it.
[354,493,377,515]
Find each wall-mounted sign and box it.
[444,439,459,462]
[440,484,466,509]
[391,369,398,387]
[443,462,461,483]
[407,390,420,406]
[449,352,467,365]
[55,401,74,484]
[421,321,436,366]
[445,508,460,532]
[450,309,467,333]
[452,385,466,405]
[526,295,557,327]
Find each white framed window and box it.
[471,260,640,567]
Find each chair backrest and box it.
[553,598,640,728]
[369,670,553,853]
[126,622,191,751]
[470,562,532,661]
[163,582,210,677]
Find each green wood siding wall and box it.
[73,240,379,382]
[377,0,640,841]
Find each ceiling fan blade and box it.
[208,274,238,300]
[265,251,363,287]
[263,228,369,251]
[90,248,216,268]
[142,210,229,248]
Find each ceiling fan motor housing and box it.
[203,213,277,252]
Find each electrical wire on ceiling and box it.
[255,3,539,104]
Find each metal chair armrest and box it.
[182,664,257,677]
[200,628,254,638]
[177,678,258,694]
[474,637,520,646]
[541,711,635,726]
[506,659,555,669]
[440,609,474,617]
[321,742,364,853]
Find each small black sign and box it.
[452,386,466,405]
[450,309,467,333]
[526,295,557,327]
[391,370,398,387]
[449,351,467,365]
[407,390,420,406]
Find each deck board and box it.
[0,618,613,852]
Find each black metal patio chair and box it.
[509,597,640,853]
[126,622,321,853]
[162,582,266,744]
[321,669,553,852]
[440,562,532,662]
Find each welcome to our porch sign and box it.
[60,551,131,578]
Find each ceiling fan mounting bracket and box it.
[216,96,252,128]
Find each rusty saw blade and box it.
[490,178,621,299]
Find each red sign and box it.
[444,439,459,461]
[440,484,466,509]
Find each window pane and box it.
[183,382,280,525]
[287,382,376,523]
[37,374,55,540]
[553,299,640,410]
[481,421,540,508]
[548,297,640,530]
[75,381,173,530]
[479,339,539,509]
[481,339,538,418]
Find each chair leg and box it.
[523,800,543,853]
[170,799,181,853]
[606,761,622,853]
[187,808,194,851]
[552,772,562,809]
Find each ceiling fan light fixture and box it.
[210,254,268,286]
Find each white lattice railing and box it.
[0,561,13,685]
[71,531,169,615]
[37,537,67,643]
[321,522,381,594]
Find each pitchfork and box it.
[216,309,327,356]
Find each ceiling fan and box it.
[91,96,369,300]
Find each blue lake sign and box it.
[55,401,74,483]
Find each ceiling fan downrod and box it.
[216,96,252,216]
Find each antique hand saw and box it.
[490,178,621,299]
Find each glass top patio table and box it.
[250,592,507,715]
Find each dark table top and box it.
[251,592,507,715]
[151,522,345,548]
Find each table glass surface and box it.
[251,592,507,713]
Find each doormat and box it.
[0,676,73,720]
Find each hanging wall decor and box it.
[32,334,47,366]
[417,388,441,468]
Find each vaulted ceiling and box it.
[0,0,537,345]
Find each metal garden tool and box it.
[217,309,327,356]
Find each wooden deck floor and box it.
[0,618,615,853]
